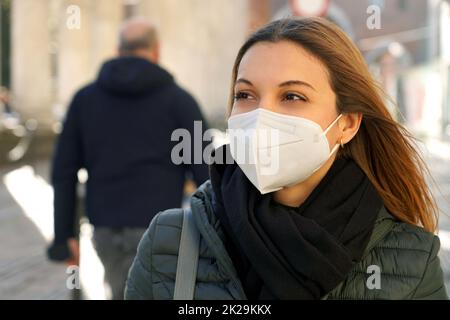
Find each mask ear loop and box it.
[323,114,344,156]
[323,114,343,136]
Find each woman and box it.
[125,18,448,300]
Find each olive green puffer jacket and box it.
[125,180,448,300]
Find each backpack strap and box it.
[173,208,200,300]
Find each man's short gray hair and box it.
[118,18,158,54]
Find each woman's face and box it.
[231,40,342,147]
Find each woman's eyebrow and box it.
[235,78,253,86]
[279,80,316,92]
[235,78,316,92]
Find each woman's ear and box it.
[340,112,362,144]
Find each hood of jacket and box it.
[96,56,173,96]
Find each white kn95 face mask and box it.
[227,108,342,194]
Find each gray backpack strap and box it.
[173,208,200,300]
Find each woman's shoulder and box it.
[327,210,448,300]
[125,208,186,299]
[139,208,185,255]
[374,218,442,281]
[379,217,438,254]
[125,201,242,300]
[371,219,446,298]
[134,180,219,261]
[365,206,438,258]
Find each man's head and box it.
[118,18,159,63]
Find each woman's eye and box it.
[234,92,251,100]
[283,93,307,102]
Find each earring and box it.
[340,138,345,148]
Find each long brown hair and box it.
[228,18,438,233]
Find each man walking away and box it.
[47,18,209,299]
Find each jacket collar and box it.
[362,205,396,257]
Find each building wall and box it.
[11,0,53,128]
[138,0,249,126]
[11,0,123,129]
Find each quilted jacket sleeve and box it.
[124,212,162,300]
[412,235,448,300]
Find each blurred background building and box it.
[0,0,449,299]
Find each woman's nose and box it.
[258,100,277,113]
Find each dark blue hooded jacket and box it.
[48,56,209,260]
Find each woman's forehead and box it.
[236,41,330,88]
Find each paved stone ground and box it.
[0,138,449,299]
[0,162,70,300]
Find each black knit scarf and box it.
[209,145,383,299]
